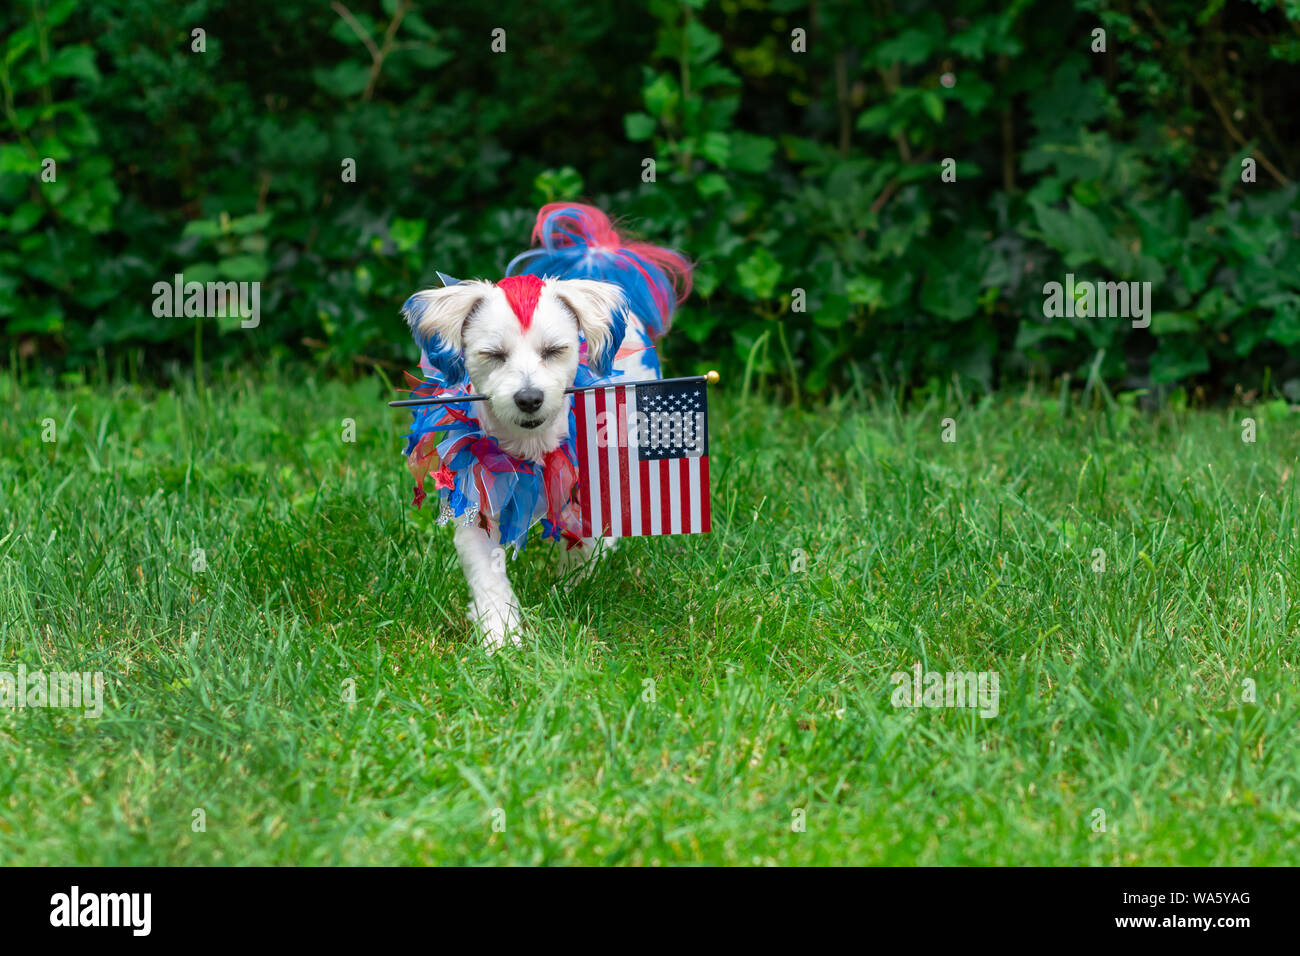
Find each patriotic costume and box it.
[403,359,599,551]
[401,204,692,552]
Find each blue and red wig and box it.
[506,203,692,346]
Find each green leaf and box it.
[8,201,44,233]
[1264,294,1300,345]
[54,107,100,148]
[330,11,377,45]
[47,46,100,83]
[182,220,224,240]
[855,103,893,133]
[0,144,40,175]
[228,213,272,234]
[643,73,679,119]
[685,20,722,65]
[405,45,454,70]
[921,91,944,123]
[401,11,440,40]
[216,256,269,281]
[533,166,584,203]
[1150,343,1209,384]
[693,62,741,89]
[34,135,72,162]
[693,263,719,298]
[846,277,885,309]
[44,0,80,28]
[185,263,220,284]
[813,293,851,329]
[6,307,63,335]
[873,29,934,66]
[726,133,775,174]
[678,306,719,343]
[354,263,373,296]
[950,21,990,58]
[920,268,979,321]
[736,248,782,300]
[4,29,35,69]
[948,76,994,114]
[699,131,729,166]
[1016,318,1077,349]
[389,217,427,253]
[0,275,18,317]
[694,172,729,199]
[1026,199,1145,277]
[1149,312,1198,335]
[312,61,370,99]
[623,112,657,142]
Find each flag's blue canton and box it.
[635,381,708,461]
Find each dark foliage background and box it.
[2,0,1298,399]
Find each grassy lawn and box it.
[1,365,1297,865]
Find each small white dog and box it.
[400,205,691,651]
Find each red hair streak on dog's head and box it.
[495,274,545,330]
[523,203,692,336]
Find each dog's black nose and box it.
[513,387,544,413]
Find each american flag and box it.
[574,380,711,538]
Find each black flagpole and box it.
[388,371,719,408]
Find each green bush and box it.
[1,0,1298,398]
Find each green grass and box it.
[1,364,1298,865]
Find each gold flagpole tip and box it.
[705,369,720,385]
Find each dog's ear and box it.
[401,281,491,383]
[551,279,627,377]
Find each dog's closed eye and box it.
[540,344,567,360]
[478,349,509,363]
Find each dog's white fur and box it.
[407,278,648,651]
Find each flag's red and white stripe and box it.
[575,385,711,538]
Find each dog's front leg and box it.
[454,522,522,652]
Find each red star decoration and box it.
[432,465,455,490]
[412,485,427,509]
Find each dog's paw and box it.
[559,537,618,591]
[480,624,524,654]
[468,600,523,654]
